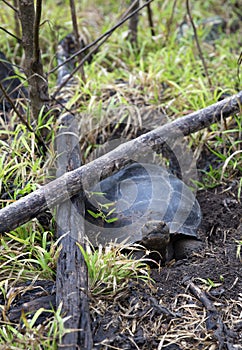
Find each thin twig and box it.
[0,82,31,131]
[34,0,42,63]
[2,0,18,12]
[51,0,153,98]
[13,0,21,38]
[0,27,21,43]
[237,51,242,88]
[69,0,79,44]
[186,0,212,89]
[69,0,86,82]
[124,0,140,18]
[49,0,154,75]
[147,3,155,36]
[0,81,47,152]
[165,0,177,42]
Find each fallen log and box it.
[0,90,241,233]
[56,114,93,350]
[55,35,93,350]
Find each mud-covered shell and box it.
[85,163,202,246]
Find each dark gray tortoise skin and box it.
[85,163,202,261]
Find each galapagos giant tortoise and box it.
[85,163,202,261]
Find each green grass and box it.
[0,0,241,347]
[0,304,65,350]
[78,241,152,296]
[194,113,242,192]
[0,223,57,282]
[0,113,56,207]
[236,240,242,261]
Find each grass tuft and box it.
[78,241,152,296]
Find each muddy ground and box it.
[91,180,242,350]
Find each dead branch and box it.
[49,0,154,75]
[183,278,238,350]
[55,36,93,350]
[0,53,47,152]
[56,114,92,350]
[186,0,212,89]
[0,90,241,233]
[147,3,155,36]
[0,27,21,43]
[2,0,18,11]
[69,0,86,82]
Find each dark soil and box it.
[91,181,242,350]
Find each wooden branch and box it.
[50,0,154,86]
[0,53,47,152]
[34,0,42,63]
[69,0,86,82]
[186,0,212,88]
[183,278,237,350]
[0,26,21,43]
[56,113,93,350]
[54,35,93,350]
[147,3,155,36]
[0,91,241,233]
[128,0,139,46]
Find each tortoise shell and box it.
[85,163,201,246]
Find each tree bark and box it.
[18,0,49,121]
[0,91,241,233]
[55,35,93,350]
[128,0,139,46]
[56,114,93,350]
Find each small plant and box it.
[0,223,57,283]
[0,304,66,349]
[87,191,119,223]
[195,277,222,291]
[194,112,242,191]
[236,240,242,262]
[78,241,152,296]
[0,113,55,208]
